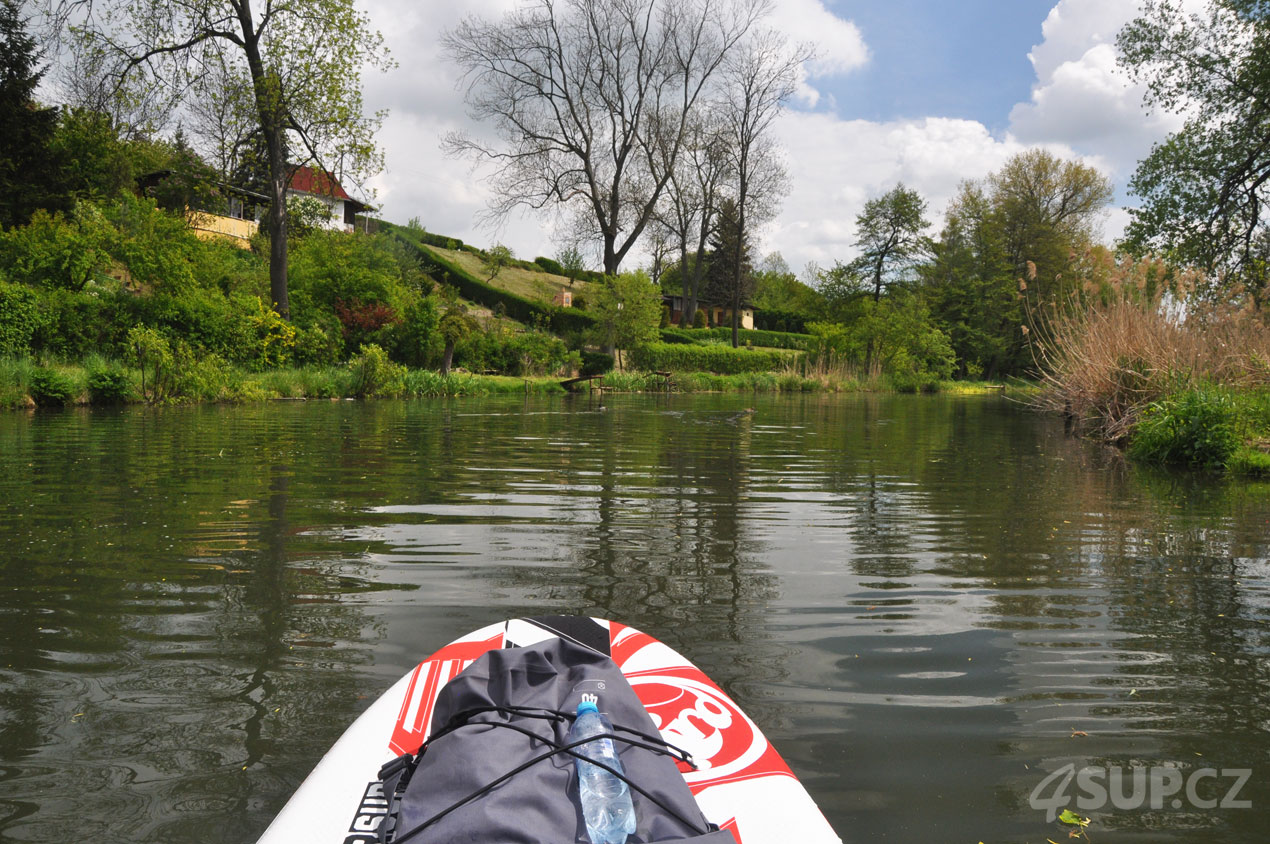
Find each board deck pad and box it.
[256,617,841,844]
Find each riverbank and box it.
[0,356,1021,409]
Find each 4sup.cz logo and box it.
[1030,764,1252,821]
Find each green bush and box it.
[292,321,342,367]
[0,280,43,356]
[581,350,614,376]
[533,256,564,275]
[102,193,201,293]
[348,343,405,397]
[0,205,114,291]
[86,366,134,404]
[627,342,796,374]
[692,309,708,328]
[1129,387,1239,469]
[28,367,77,406]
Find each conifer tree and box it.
[704,197,755,339]
[0,0,67,228]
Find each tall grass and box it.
[1029,291,1270,442]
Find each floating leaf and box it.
[1058,809,1089,827]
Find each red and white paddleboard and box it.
[256,617,841,844]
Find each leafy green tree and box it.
[72,0,391,319]
[591,270,663,370]
[923,182,1021,377]
[438,287,478,376]
[752,252,823,317]
[1118,0,1270,304]
[850,183,930,303]
[48,107,169,202]
[0,0,68,227]
[483,244,514,282]
[987,149,1112,302]
[0,205,114,291]
[557,246,585,287]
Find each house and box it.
[286,165,373,233]
[663,294,754,330]
[138,163,374,248]
[552,288,573,308]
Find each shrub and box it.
[348,343,405,397]
[627,342,796,374]
[335,297,399,353]
[1129,387,1239,469]
[86,366,134,404]
[391,297,442,368]
[29,367,77,406]
[692,309,708,328]
[103,193,201,293]
[249,298,297,369]
[534,256,564,275]
[0,206,113,291]
[0,280,43,356]
[581,351,614,376]
[292,322,342,367]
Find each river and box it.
[0,393,1267,842]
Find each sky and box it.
[359,0,1184,278]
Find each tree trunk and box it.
[441,343,455,376]
[266,126,289,320]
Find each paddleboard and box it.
[256,616,841,844]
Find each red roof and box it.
[288,165,352,201]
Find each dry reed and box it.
[1029,280,1270,442]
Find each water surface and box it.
[1,393,1267,842]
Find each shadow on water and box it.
[0,394,1268,842]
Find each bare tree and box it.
[655,112,731,326]
[717,28,806,346]
[444,0,767,276]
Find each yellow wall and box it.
[189,212,257,249]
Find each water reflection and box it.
[0,395,1268,842]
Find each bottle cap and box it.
[577,700,599,715]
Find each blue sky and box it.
[824,0,1062,128]
[363,0,1180,274]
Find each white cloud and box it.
[764,114,1043,272]
[771,0,869,77]
[1008,0,1182,182]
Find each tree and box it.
[717,28,805,346]
[987,149,1112,302]
[444,0,765,276]
[483,244,514,282]
[0,0,68,228]
[557,246,586,287]
[850,183,930,303]
[1118,0,1270,304]
[703,197,754,330]
[438,287,478,376]
[69,0,390,319]
[923,181,1020,377]
[591,270,663,369]
[656,114,731,327]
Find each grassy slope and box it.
[432,247,597,304]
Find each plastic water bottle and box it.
[567,700,637,844]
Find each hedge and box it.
[627,341,799,374]
[658,326,815,350]
[389,228,596,335]
[752,308,808,334]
